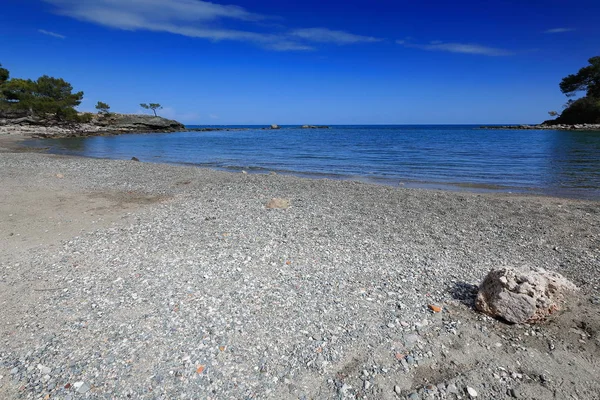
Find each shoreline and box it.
[0,151,599,399]
[4,131,599,201]
[480,123,600,131]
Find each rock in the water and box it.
[476,267,578,324]
[131,157,140,162]
[301,125,330,129]
[270,124,280,129]
[266,198,290,209]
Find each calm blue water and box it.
[26,125,600,199]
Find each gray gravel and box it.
[1,153,599,399]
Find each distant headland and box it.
[484,56,600,131]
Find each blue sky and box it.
[1,0,599,124]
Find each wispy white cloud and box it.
[398,40,513,56]
[41,0,373,51]
[290,28,381,45]
[45,0,265,25]
[544,28,575,34]
[38,29,66,39]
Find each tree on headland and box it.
[95,101,110,114]
[34,75,83,111]
[559,56,600,98]
[0,63,9,85]
[547,56,600,124]
[548,111,558,117]
[140,103,162,117]
[0,64,84,121]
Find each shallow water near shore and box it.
[25,125,600,199]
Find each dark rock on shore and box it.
[93,114,185,132]
[480,123,600,131]
[0,113,185,138]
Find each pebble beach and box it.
[0,148,599,399]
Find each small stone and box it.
[10,368,18,375]
[394,385,402,394]
[56,173,64,179]
[131,157,140,162]
[408,392,419,400]
[364,380,371,390]
[428,304,442,313]
[447,383,458,394]
[37,364,51,375]
[424,384,437,394]
[266,198,290,209]
[74,381,91,393]
[339,384,352,396]
[508,388,519,398]
[467,386,478,397]
[405,355,415,365]
[400,359,409,370]
[242,170,248,174]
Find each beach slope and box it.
[0,152,599,399]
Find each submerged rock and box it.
[476,267,578,324]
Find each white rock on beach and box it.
[467,386,478,397]
[476,267,578,324]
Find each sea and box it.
[23,125,600,199]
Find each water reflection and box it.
[546,130,600,192]
[24,126,600,199]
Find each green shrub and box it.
[556,97,600,124]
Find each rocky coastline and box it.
[480,123,600,131]
[0,113,335,139]
[0,112,186,139]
